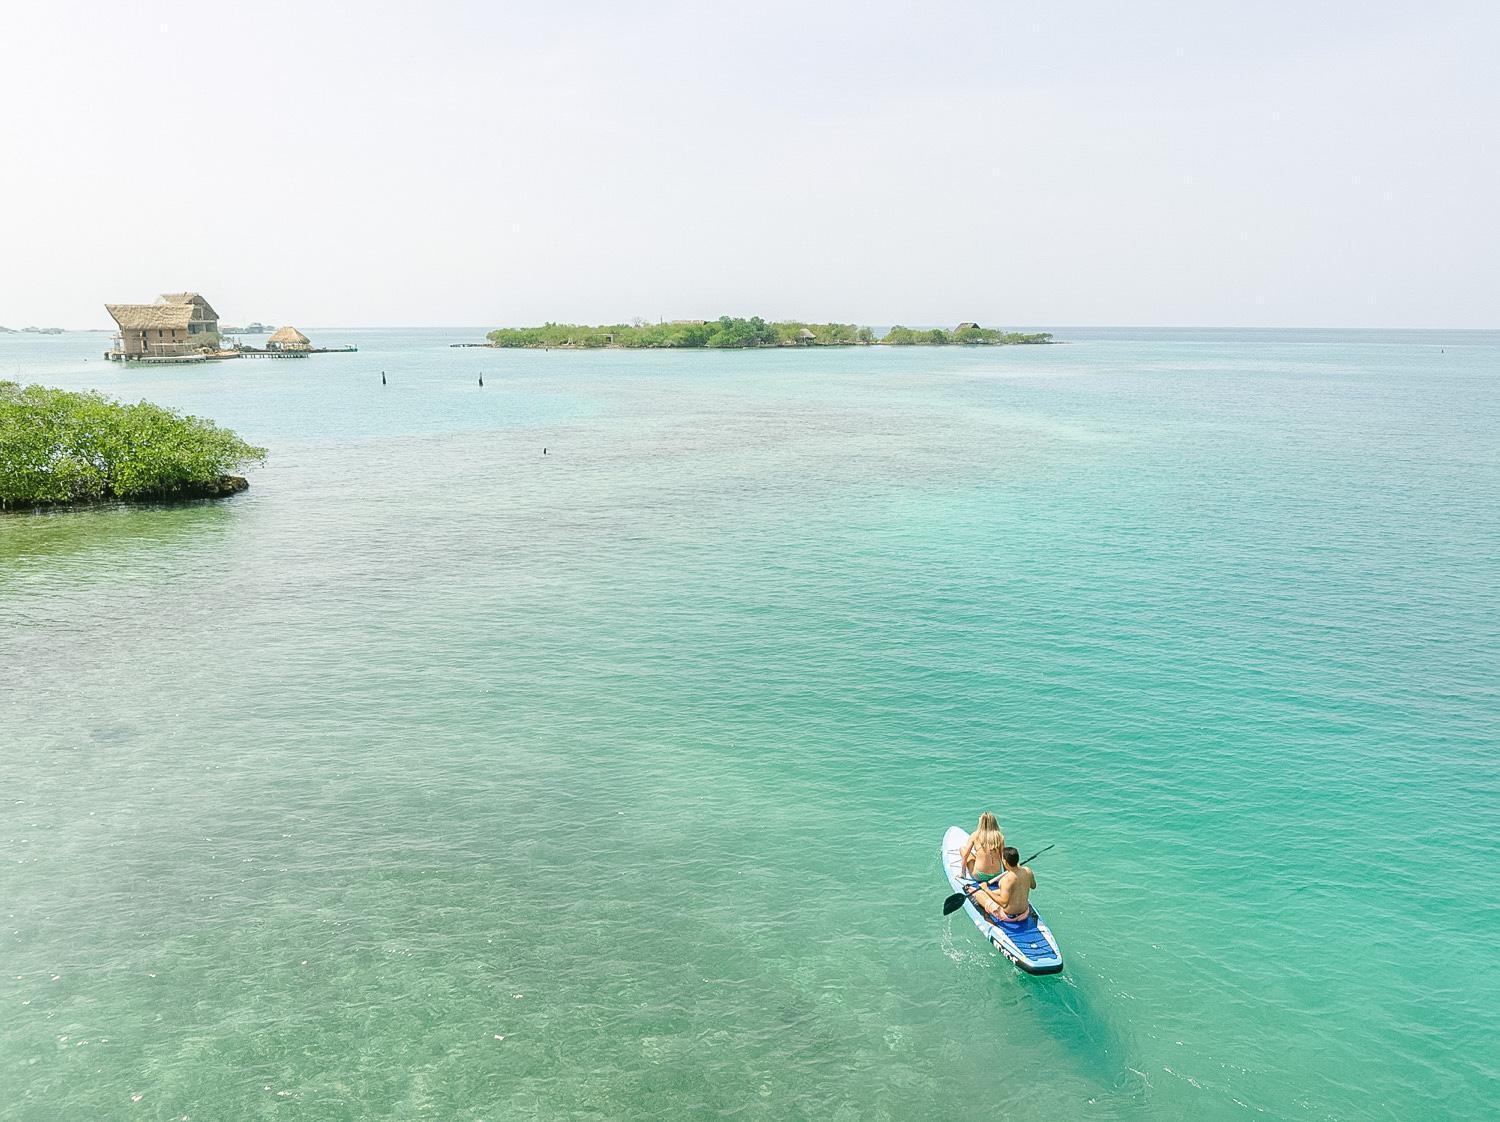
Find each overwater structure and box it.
[103,297,356,361]
[105,293,223,361]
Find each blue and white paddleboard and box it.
[942,825,1063,975]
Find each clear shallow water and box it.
[2,328,1497,1120]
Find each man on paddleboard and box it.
[970,846,1035,923]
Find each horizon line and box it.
[12,322,1499,334]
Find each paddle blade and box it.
[942,892,969,915]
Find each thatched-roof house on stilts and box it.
[105,293,220,359]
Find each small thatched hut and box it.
[796,327,817,345]
[267,326,311,352]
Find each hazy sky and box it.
[3,1,1496,328]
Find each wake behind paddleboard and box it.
[942,825,1063,975]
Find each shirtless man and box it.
[969,846,1035,923]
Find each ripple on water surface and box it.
[2,328,1498,1120]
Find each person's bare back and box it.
[969,845,1036,922]
[961,812,1005,881]
[998,862,1035,919]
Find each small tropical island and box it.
[485,318,1054,349]
[0,382,266,511]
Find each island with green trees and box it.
[0,382,266,510]
[484,318,1053,349]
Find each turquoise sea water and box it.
[2,328,1497,1120]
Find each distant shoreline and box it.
[483,318,1056,350]
[457,339,1064,351]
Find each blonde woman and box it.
[960,812,1005,885]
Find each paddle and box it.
[941,844,1055,916]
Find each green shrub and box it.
[0,382,266,508]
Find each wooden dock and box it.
[104,350,240,364]
[235,345,357,358]
[104,344,357,362]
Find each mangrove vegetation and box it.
[485,318,1052,349]
[0,382,266,510]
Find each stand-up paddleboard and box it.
[942,825,1063,975]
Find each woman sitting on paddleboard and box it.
[960,812,1005,885]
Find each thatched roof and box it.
[268,326,310,345]
[106,292,219,330]
[159,293,218,320]
[956,322,980,332]
[796,327,816,339]
[106,303,195,330]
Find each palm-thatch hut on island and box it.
[955,322,980,333]
[796,327,817,345]
[105,293,220,360]
[266,326,311,352]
